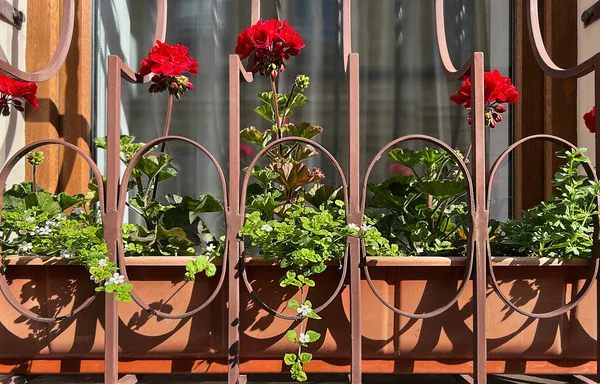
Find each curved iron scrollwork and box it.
[238,137,350,321]
[0,140,106,322]
[359,134,475,319]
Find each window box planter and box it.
[1,255,595,374]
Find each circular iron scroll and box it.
[239,137,349,321]
[116,136,229,320]
[526,0,597,79]
[360,135,475,319]
[0,0,74,82]
[0,140,106,323]
[486,134,600,319]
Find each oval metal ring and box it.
[0,0,74,82]
[239,137,349,321]
[116,136,229,320]
[526,0,597,79]
[0,140,106,323]
[487,134,600,318]
[360,134,475,319]
[434,0,479,80]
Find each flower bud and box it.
[494,104,507,113]
[1,106,9,116]
[26,151,45,166]
[271,69,278,78]
[492,112,503,122]
[295,74,310,91]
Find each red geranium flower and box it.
[0,73,38,117]
[388,163,411,177]
[235,19,305,78]
[450,69,519,129]
[450,69,519,108]
[138,41,198,98]
[584,106,596,133]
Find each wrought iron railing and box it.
[0,1,598,383]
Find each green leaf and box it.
[205,263,217,277]
[285,330,298,343]
[305,330,321,342]
[284,353,297,365]
[299,352,312,364]
[21,192,62,216]
[306,311,322,320]
[287,299,300,309]
[421,180,466,200]
[57,192,84,211]
[286,122,322,139]
[240,127,272,148]
[295,371,307,382]
[254,104,275,123]
[387,148,421,169]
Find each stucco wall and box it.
[0,0,27,186]
[578,0,599,165]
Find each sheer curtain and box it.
[93,0,512,221]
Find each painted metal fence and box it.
[0,0,598,383]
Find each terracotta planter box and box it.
[0,256,596,374]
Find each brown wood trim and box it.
[58,0,91,195]
[24,0,90,195]
[513,0,578,215]
[24,0,61,193]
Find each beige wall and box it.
[0,0,27,186]
[578,0,599,164]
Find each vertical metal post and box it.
[105,55,122,384]
[470,52,487,383]
[595,59,600,382]
[347,52,361,384]
[228,54,242,384]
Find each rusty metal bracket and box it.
[582,1,600,28]
[0,0,25,30]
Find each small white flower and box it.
[72,207,84,215]
[296,304,313,317]
[98,258,108,267]
[90,274,101,284]
[18,242,33,253]
[299,333,311,344]
[108,273,125,285]
[347,223,360,231]
[206,244,216,252]
[24,216,35,223]
[47,220,60,228]
[360,224,372,231]
[260,224,273,232]
[29,231,36,236]
[56,213,67,221]
[60,249,75,258]
[37,226,52,235]
[18,229,27,235]
[415,246,424,254]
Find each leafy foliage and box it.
[367,147,469,255]
[492,149,600,259]
[0,182,132,302]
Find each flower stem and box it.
[270,77,284,157]
[151,94,174,200]
[32,165,37,192]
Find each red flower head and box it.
[138,41,198,98]
[388,163,412,177]
[235,19,305,78]
[584,106,596,133]
[450,69,519,129]
[0,73,38,116]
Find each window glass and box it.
[93,0,512,221]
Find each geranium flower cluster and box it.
[235,19,305,78]
[0,73,38,117]
[138,40,198,99]
[450,69,520,128]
